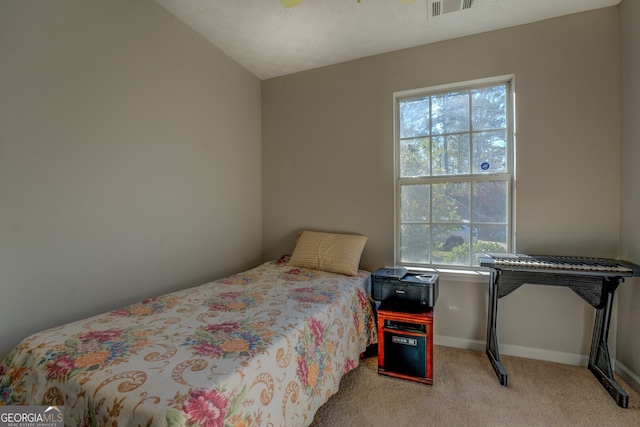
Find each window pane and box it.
[432,134,470,175]
[400,98,430,138]
[401,184,430,222]
[471,85,506,131]
[400,138,430,177]
[432,91,469,135]
[478,225,508,247]
[472,130,507,174]
[400,224,430,264]
[471,225,508,266]
[432,182,470,222]
[472,181,508,223]
[432,224,470,266]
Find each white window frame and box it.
[393,75,516,271]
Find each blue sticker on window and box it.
[481,162,490,171]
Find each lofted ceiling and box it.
[154,0,620,80]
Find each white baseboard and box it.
[615,360,640,392]
[434,335,640,394]
[434,334,486,352]
[434,334,588,366]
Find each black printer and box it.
[371,267,439,308]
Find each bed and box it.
[0,232,376,426]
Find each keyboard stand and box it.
[485,268,509,386]
[485,268,629,408]
[588,278,628,408]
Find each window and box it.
[394,76,514,269]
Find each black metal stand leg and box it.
[588,281,628,408]
[486,271,508,386]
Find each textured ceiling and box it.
[155,0,620,80]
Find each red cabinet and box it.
[377,302,433,385]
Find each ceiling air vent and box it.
[428,0,475,18]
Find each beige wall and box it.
[617,0,640,391]
[0,0,262,358]
[263,8,622,364]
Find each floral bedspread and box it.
[0,259,376,427]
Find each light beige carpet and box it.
[309,346,640,427]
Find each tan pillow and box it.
[288,231,367,276]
